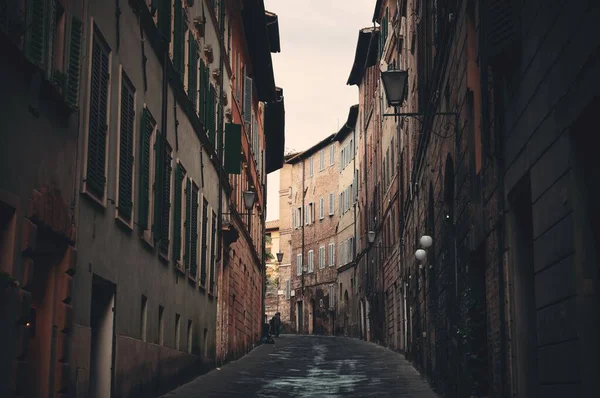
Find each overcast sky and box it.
[264,0,375,221]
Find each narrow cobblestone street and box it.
[161,335,438,397]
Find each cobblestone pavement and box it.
[161,335,438,398]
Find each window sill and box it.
[81,187,107,211]
[176,263,186,275]
[188,273,197,285]
[199,284,207,293]
[115,214,134,231]
[141,231,154,249]
[158,252,170,265]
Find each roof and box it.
[265,220,280,230]
[347,27,380,86]
[265,11,281,53]
[285,133,336,164]
[333,105,359,142]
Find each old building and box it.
[333,105,361,337]
[350,0,600,397]
[1,0,284,396]
[279,135,339,335]
[0,1,83,396]
[264,220,291,329]
[216,0,284,365]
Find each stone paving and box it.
[161,335,439,397]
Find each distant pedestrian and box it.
[274,312,281,337]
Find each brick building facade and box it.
[347,0,600,397]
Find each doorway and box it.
[89,275,116,398]
[296,301,303,334]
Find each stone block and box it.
[533,213,574,273]
[536,296,577,346]
[538,339,579,384]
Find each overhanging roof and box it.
[334,105,359,141]
[347,27,379,86]
[242,0,277,102]
[265,87,285,173]
[286,133,336,164]
[265,11,281,53]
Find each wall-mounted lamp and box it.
[415,249,427,261]
[276,252,284,263]
[419,235,433,248]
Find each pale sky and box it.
[265,0,375,221]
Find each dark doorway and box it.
[297,301,303,334]
[90,275,116,398]
[508,174,538,398]
[311,299,317,334]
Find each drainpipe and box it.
[301,158,305,291]
[216,0,225,264]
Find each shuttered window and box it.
[329,192,335,215]
[296,254,302,276]
[243,74,252,125]
[308,250,314,273]
[207,86,217,145]
[139,108,156,230]
[158,143,172,256]
[319,197,324,220]
[172,0,185,80]
[66,17,83,108]
[188,36,198,110]
[86,27,110,200]
[210,210,217,294]
[189,183,199,278]
[24,0,50,68]
[158,0,172,42]
[184,178,191,268]
[328,243,335,266]
[200,198,209,286]
[319,246,325,269]
[118,72,135,222]
[172,163,184,263]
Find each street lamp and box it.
[367,230,376,244]
[419,235,433,249]
[380,69,408,107]
[242,190,257,212]
[415,249,427,261]
[276,252,284,263]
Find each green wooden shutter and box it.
[159,144,172,255]
[209,210,217,293]
[208,86,216,144]
[488,0,519,60]
[200,198,208,285]
[189,184,199,278]
[224,123,241,174]
[188,37,198,109]
[86,34,110,199]
[139,108,155,229]
[199,59,206,124]
[118,76,135,222]
[66,16,83,108]
[158,0,172,43]
[173,0,184,79]
[25,0,47,67]
[172,163,184,262]
[184,178,192,268]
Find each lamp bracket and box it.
[382,111,458,139]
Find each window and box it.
[309,156,314,177]
[285,280,291,300]
[172,0,186,80]
[187,31,199,110]
[210,210,217,294]
[140,295,147,342]
[117,70,136,224]
[173,163,186,265]
[319,246,325,269]
[187,320,193,354]
[328,243,335,266]
[139,107,157,237]
[158,305,164,346]
[175,313,181,350]
[188,182,199,277]
[85,26,111,201]
[296,254,302,276]
[329,145,335,166]
[308,250,314,273]
[158,0,172,43]
[319,149,325,171]
[319,197,324,220]
[329,193,335,215]
[156,143,173,257]
[200,197,209,286]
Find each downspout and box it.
[216,0,225,264]
[301,158,305,293]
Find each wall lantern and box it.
[242,190,257,211]
[415,249,427,261]
[419,235,433,249]
[276,252,284,263]
[380,69,409,107]
[367,230,376,244]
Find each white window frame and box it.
[142,106,157,246]
[329,145,335,166]
[319,246,325,269]
[296,253,303,276]
[329,243,335,266]
[329,193,335,215]
[319,197,324,219]
[319,149,325,171]
[308,250,314,273]
[309,156,314,176]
